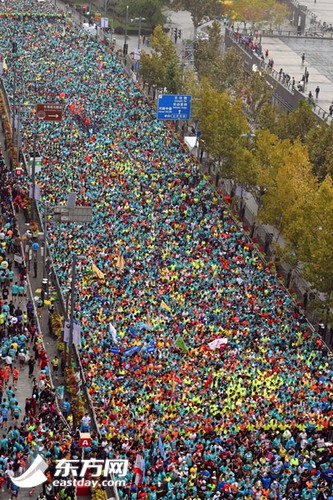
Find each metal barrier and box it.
[226,28,333,124]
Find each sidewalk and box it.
[302,0,333,28]
[0,128,45,500]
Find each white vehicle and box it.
[82,22,97,37]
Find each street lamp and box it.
[123,5,129,56]
[41,200,50,299]
[131,16,146,50]
[11,42,18,144]
[65,253,86,366]
[31,130,38,222]
[69,254,78,364]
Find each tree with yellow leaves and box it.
[259,139,317,241]
[231,0,288,28]
[139,25,182,93]
[192,80,250,179]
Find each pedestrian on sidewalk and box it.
[57,384,64,402]
[33,260,37,279]
[37,297,43,317]
[62,398,70,419]
[28,355,35,378]
[3,365,10,385]
[12,367,19,390]
[315,85,320,99]
[1,405,8,427]
[11,282,18,300]
[51,355,59,379]
[4,355,12,373]
[9,394,18,418]
[18,349,26,367]
[302,53,305,64]
[12,402,21,421]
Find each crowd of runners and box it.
[0,0,333,499]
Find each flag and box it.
[204,371,213,389]
[161,301,171,313]
[63,321,70,343]
[109,323,118,343]
[73,321,81,345]
[175,336,188,353]
[63,321,80,344]
[137,322,152,331]
[208,338,228,350]
[110,347,120,354]
[116,254,124,269]
[123,345,142,357]
[158,436,167,461]
[147,342,155,354]
[141,457,145,484]
[91,262,104,280]
[171,372,181,393]
[133,453,144,486]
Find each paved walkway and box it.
[0,131,45,499]
[0,79,87,500]
[303,0,333,27]
[261,36,333,113]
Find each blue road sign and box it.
[157,94,192,121]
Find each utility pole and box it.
[31,130,37,222]
[68,253,77,365]
[63,289,70,371]
[123,5,129,56]
[16,103,21,156]
[11,40,18,144]
[138,16,143,50]
[12,67,16,142]
[42,201,48,282]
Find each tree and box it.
[243,70,274,123]
[119,0,164,29]
[265,0,289,30]
[255,101,279,133]
[193,80,250,178]
[259,140,317,241]
[194,21,223,81]
[165,58,182,93]
[139,52,167,90]
[285,176,333,326]
[306,121,333,180]
[231,0,268,25]
[210,46,245,94]
[139,25,181,92]
[276,100,317,143]
[231,0,288,29]
[290,176,333,292]
[250,130,292,206]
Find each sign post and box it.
[36,104,63,122]
[157,94,192,121]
